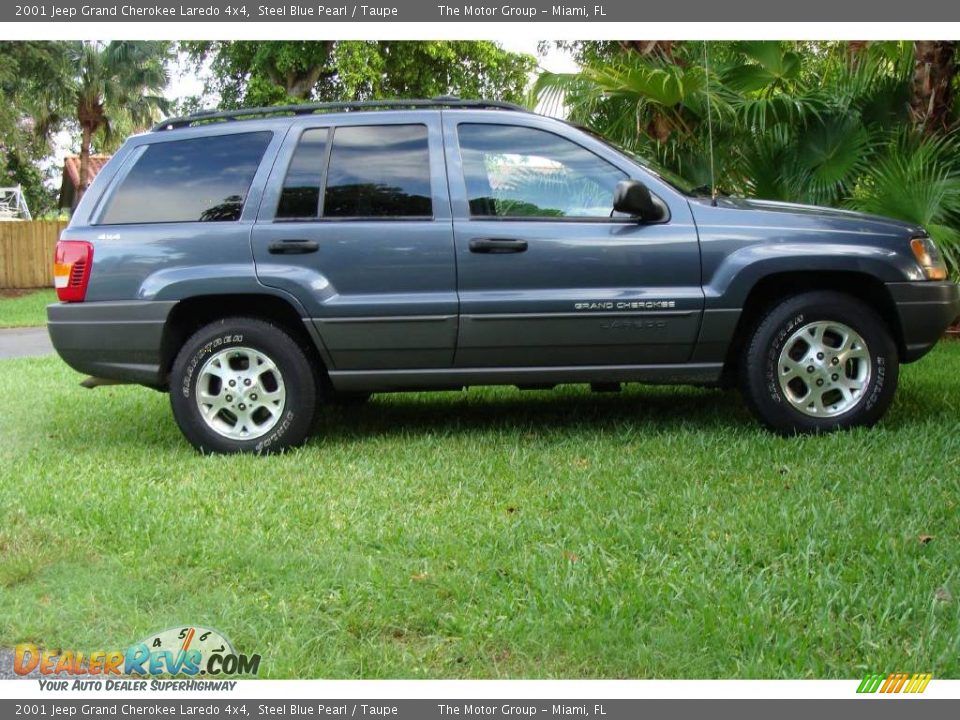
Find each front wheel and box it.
[740,291,899,434]
[170,317,317,454]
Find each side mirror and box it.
[613,180,666,222]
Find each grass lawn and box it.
[1,342,959,679]
[0,289,56,328]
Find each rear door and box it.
[252,112,457,370]
[442,112,703,368]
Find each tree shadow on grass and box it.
[308,385,752,443]
[43,377,955,453]
[882,384,960,428]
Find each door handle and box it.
[268,239,319,254]
[469,238,528,254]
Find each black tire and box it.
[740,291,899,435]
[170,317,317,454]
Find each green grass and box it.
[0,289,56,328]
[1,343,959,679]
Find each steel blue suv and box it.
[47,99,960,453]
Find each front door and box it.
[251,113,457,370]
[442,114,703,368]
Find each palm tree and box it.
[36,41,171,201]
[911,41,957,134]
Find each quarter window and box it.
[100,132,271,224]
[457,124,627,219]
[323,125,432,218]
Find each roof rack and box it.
[152,96,530,131]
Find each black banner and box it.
[5,0,960,22]
[0,699,957,719]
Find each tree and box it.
[911,41,957,134]
[0,41,71,215]
[35,41,172,201]
[181,41,536,109]
[180,41,338,108]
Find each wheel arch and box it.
[720,271,905,384]
[158,292,331,386]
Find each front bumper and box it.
[47,301,177,386]
[886,281,960,362]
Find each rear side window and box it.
[276,128,329,220]
[99,132,272,224]
[323,125,431,218]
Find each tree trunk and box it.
[911,40,957,134]
[619,41,677,62]
[77,125,92,202]
[845,41,870,66]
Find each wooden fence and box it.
[0,220,69,289]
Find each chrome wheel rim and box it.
[777,321,872,418]
[195,346,286,440]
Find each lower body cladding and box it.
[326,362,725,393]
[46,301,176,387]
[886,281,960,361]
[314,308,715,391]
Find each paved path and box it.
[0,648,37,679]
[0,326,53,359]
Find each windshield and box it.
[573,125,705,197]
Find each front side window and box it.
[457,124,627,219]
[100,132,272,224]
[323,124,432,218]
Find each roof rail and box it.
[152,96,530,131]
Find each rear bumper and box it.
[47,301,176,386]
[887,281,960,362]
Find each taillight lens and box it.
[54,240,93,302]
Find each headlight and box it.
[910,236,948,280]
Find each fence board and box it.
[0,220,69,289]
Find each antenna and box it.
[702,41,718,207]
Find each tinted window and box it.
[100,132,271,224]
[323,125,431,218]
[276,128,328,220]
[457,124,627,219]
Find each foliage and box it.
[181,41,537,109]
[0,42,70,215]
[31,41,172,197]
[534,41,960,275]
[847,131,960,271]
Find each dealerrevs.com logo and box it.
[13,626,260,689]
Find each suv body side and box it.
[47,108,960,398]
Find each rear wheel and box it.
[170,317,317,454]
[740,291,899,434]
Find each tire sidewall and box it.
[170,320,316,454]
[747,294,899,433]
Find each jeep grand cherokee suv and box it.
[47,98,960,453]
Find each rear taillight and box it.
[54,240,93,302]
